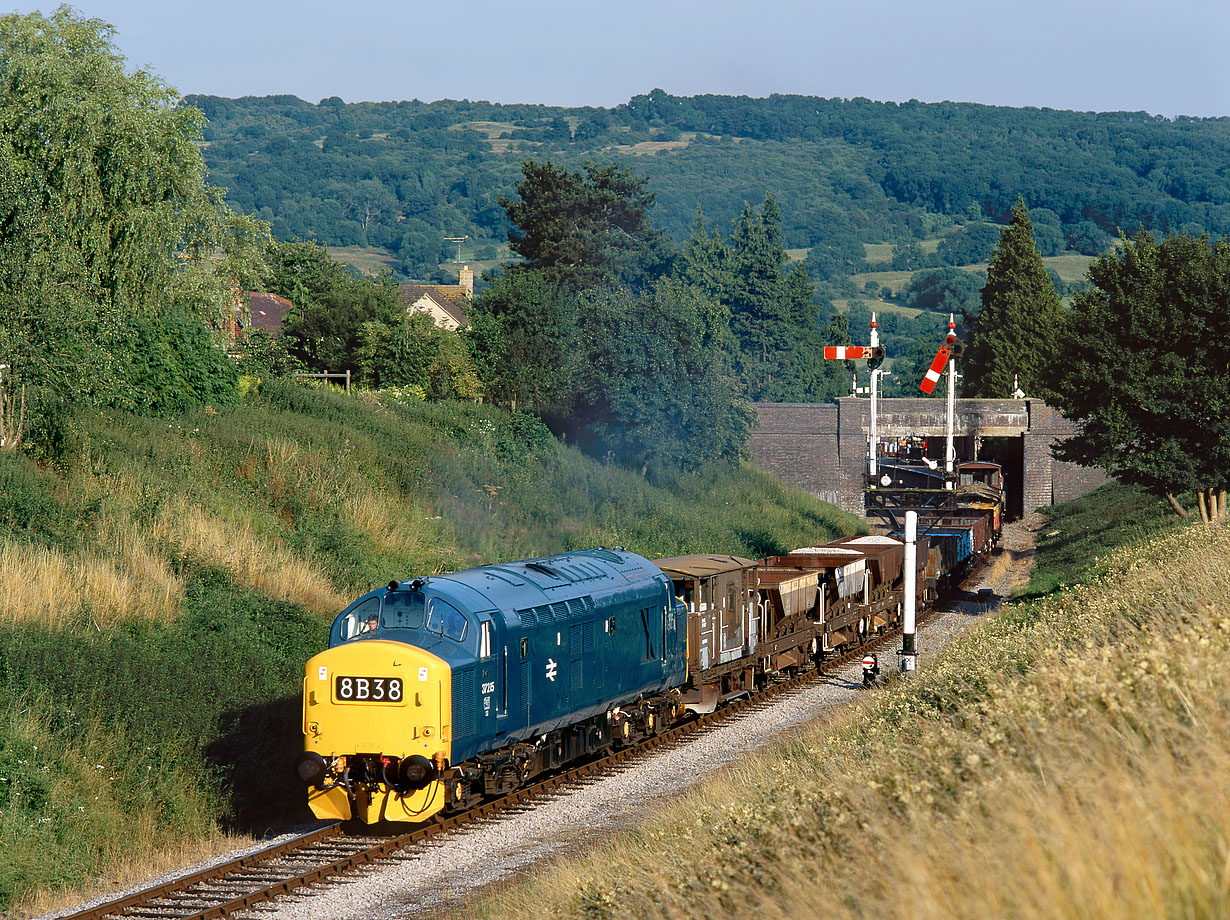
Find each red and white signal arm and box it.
[824,345,872,360]
[919,344,952,395]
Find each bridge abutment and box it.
[749,398,1108,517]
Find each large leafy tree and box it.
[0,9,267,443]
[464,269,579,417]
[904,267,983,316]
[1053,232,1230,520]
[574,278,753,476]
[358,312,481,400]
[963,199,1066,400]
[499,160,672,291]
[267,239,403,379]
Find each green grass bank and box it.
[0,380,864,916]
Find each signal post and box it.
[824,315,886,487]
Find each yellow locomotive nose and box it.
[302,639,453,823]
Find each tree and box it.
[689,197,846,402]
[264,238,352,306]
[1029,207,1066,256]
[573,279,752,476]
[358,312,481,400]
[890,240,925,271]
[0,9,266,446]
[499,160,672,291]
[1066,220,1112,256]
[726,198,789,393]
[1053,232,1230,520]
[963,199,1066,400]
[903,267,983,316]
[268,240,404,378]
[463,269,579,417]
[935,222,1001,266]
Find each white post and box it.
[901,510,917,673]
[869,314,879,483]
[944,313,956,489]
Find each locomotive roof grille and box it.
[516,595,595,625]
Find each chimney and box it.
[459,265,474,298]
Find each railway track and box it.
[57,614,932,920]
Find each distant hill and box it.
[186,90,1230,280]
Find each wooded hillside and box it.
[186,90,1230,279]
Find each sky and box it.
[8,0,1230,118]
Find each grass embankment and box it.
[0,380,863,917]
[474,486,1230,920]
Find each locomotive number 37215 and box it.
[335,675,403,702]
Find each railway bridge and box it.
[749,397,1108,518]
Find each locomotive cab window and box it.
[381,588,425,630]
[426,598,468,642]
[343,597,382,640]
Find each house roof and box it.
[398,284,470,328]
[246,292,292,334]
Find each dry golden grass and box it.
[831,297,927,320]
[173,501,346,615]
[342,486,432,560]
[475,524,1230,920]
[0,439,363,627]
[328,245,399,277]
[451,120,520,138]
[0,539,180,627]
[620,140,692,155]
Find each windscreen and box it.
[382,589,426,628]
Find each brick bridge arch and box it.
[749,397,1107,517]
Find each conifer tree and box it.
[680,197,846,402]
[963,198,1066,400]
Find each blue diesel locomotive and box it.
[296,548,687,824]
